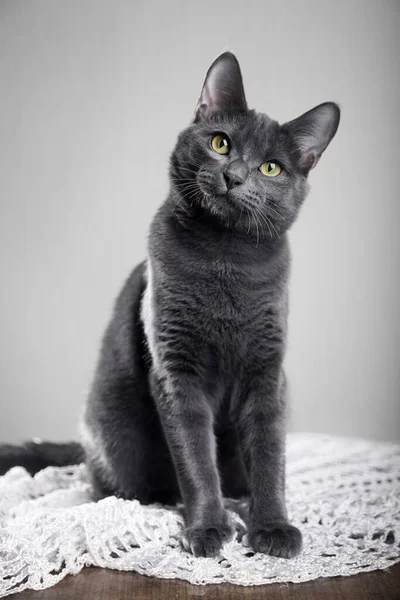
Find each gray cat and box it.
[0,52,339,559]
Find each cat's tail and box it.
[0,441,84,476]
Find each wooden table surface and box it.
[15,562,400,600]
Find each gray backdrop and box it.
[0,0,399,444]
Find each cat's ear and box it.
[195,52,248,122]
[284,102,340,171]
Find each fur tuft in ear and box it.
[284,102,340,171]
[195,52,247,122]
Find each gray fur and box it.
[82,53,339,557]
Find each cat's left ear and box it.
[283,102,340,171]
[195,52,248,122]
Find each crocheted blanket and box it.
[0,433,399,597]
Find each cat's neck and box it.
[165,192,285,254]
[149,194,288,276]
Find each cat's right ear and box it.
[194,52,248,122]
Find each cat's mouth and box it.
[197,180,241,205]
[195,176,249,216]
[196,171,230,200]
[197,180,223,199]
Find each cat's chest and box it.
[198,268,262,325]
[146,257,279,336]
[141,257,287,384]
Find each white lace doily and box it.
[0,433,399,597]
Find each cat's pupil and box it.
[268,163,275,172]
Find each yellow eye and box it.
[260,161,282,177]
[211,134,230,155]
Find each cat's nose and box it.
[223,160,249,190]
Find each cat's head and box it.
[170,52,340,239]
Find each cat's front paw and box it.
[182,517,234,557]
[248,523,302,558]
